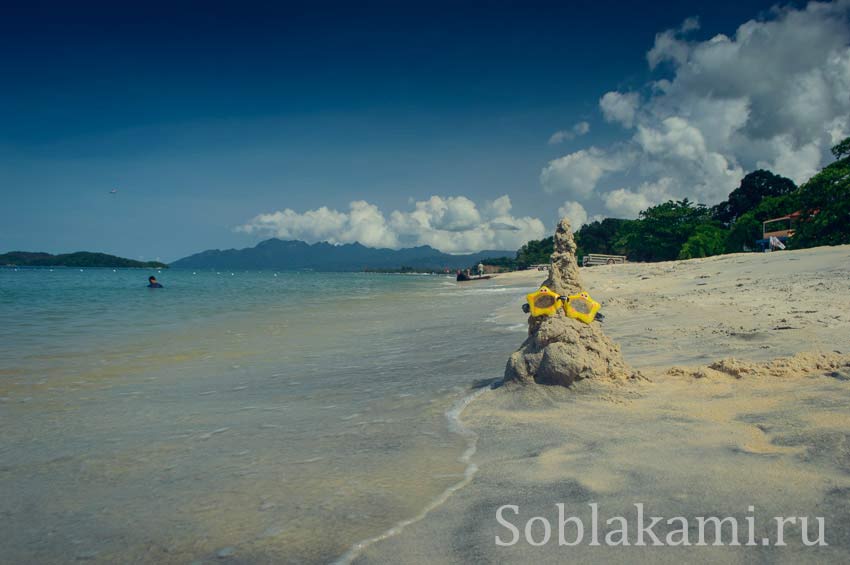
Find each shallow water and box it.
[0,268,529,563]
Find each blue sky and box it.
[4,0,848,261]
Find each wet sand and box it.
[357,245,850,563]
[0,272,527,565]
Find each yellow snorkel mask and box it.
[523,287,603,324]
[562,292,601,324]
[525,286,562,317]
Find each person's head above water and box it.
[147,275,163,288]
[148,276,156,283]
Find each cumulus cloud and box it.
[557,201,589,230]
[236,202,396,249]
[237,195,547,254]
[599,91,640,128]
[540,147,630,197]
[548,121,591,144]
[543,1,850,218]
[603,178,677,217]
[647,17,701,69]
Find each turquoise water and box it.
[0,268,528,563]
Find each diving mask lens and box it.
[533,294,557,309]
[569,297,592,315]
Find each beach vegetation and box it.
[574,218,633,261]
[791,138,850,248]
[724,193,801,252]
[678,224,729,259]
[711,170,797,225]
[478,256,519,271]
[512,137,850,265]
[515,236,555,268]
[615,199,714,262]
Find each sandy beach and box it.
[3,247,849,564]
[355,244,850,563]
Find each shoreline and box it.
[4,246,849,563]
[355,244,850,563]
[335,386,491,564]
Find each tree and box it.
[679,224,728,259]
[480,256,517,271]
[792,137,850,248]
[712,170,797,225]
[515,236,554,268]
[832,137,850,160]
[618,199,712,262]
[725,211,762,253]
[725,193,801,252]
[574,218,633,261]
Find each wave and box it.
[332,386,489,564]
[435,287,514,297]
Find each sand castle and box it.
[504,218,638,387]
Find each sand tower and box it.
[504,218,637,387]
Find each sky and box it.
[2,0,848,261]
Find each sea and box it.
[0,267,530,564]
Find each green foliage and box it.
[792,139,850,247]
[510,141,850,264]
[725,193,801,252]
[678,224,728,259]
[832,138,850,160]
[616,199,712,262]
[480,256,517,270]
[711,170,797,225]
[574,218,633,261]
[753,193,801,222]
[725,211,762,253]
[515,236,554,268]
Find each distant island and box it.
[171,238,513,271]
[0,251,169,269]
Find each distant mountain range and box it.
[170,239,514,271]
[0,251,168,269]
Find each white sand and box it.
[356,244,850,563]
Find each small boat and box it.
[456,271,491,282]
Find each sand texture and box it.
[504,218,637,387]
[357,244,850,564]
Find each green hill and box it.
[0,251,168,269]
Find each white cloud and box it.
[540,147,630,197]
[602,178,677,217]
[574,121,591,136]
[599,91,640,128]
[237,195,547,254]
[647,17,701,69]
[548,121,591,144]
[236,201,398,249]
[680,16,701,33]
[603,189,652,218]
[557,201,589,231]
[543,2,850,219]
[484,194,513,217]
